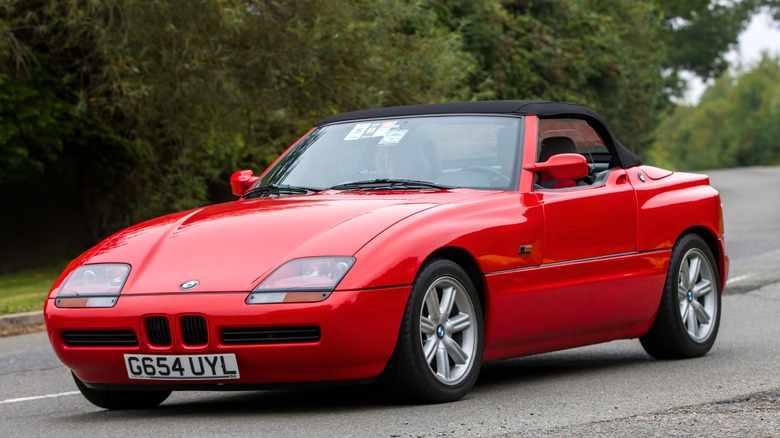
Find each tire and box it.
[380,258,484,403]
[640,233,721,359]
[72,372,171,410]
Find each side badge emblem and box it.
[179,280,200,290]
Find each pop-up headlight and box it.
[246,257,355,304]
[55,264,131,308]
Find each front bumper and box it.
[45,287,410,387]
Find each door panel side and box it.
[483,251,669,362]
[537,169,637,264]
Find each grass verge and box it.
[0,267,62,315]
[0,324,46,337]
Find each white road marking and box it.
[727,274,751,284]
[0,391,79,404]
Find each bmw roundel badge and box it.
[179,280,200,290]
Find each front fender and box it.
[338,192,543,290]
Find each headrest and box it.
[539,136,577,162]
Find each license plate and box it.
[124,354,240,380]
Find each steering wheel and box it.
[462,166,511,187]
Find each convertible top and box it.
[317,100,642,168]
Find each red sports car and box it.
[44,101,727,409]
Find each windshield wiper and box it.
[327,179,454,191]
[243,184,322,199]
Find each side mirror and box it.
[523,153,589,180]
[230,170,259,196]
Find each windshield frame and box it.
[257,114,525,192]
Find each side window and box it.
[535,118,614,189]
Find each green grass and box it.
[0,267,63,315]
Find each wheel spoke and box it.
[445,339,469,365]
[680,301,689,320]
[691,300,711,325]
[425,289,440,318]
[687,256,701,289]
[420,316,436,336]
[435,347,450,380]
[692,279,712,298]
[686,305,698,337]
[680,258,691,290]
[678,287,688,303]
[423,337,438,364]
[439,286,456,316]
[449,313,472,334]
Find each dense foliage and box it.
[0,0,773,268]
[429,1,665,157]
[653,55,780,169]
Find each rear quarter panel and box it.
[629,166,727,286]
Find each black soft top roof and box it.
[317,100,642,168]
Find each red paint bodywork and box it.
[45,113,728,389]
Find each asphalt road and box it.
[1,166,779,437]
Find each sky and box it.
[683,10,780,103]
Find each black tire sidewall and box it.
[391,258,484,403]
[642,233,721,359]
[72,372,171,410]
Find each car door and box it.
[484,116,670,360]
[539,169,636,264]
[533,117,665,345]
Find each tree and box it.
[1,0,776,270]
[426,0,666,153]
[653,55,780,169]
[0,1,95,184]
[0,0,475,269]
[657,0,756,82]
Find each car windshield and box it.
[259,115,523,191]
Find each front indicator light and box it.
[246,257,355,304]
[55,264,131,308]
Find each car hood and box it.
[84,191,492,293]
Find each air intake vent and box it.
[181,315,208,346]
[145,316,172,346]
[62,330,138,347]
[222,327,321,345]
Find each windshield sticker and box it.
[371,121,397,138]
[356,121,389,139]
[378,129,409,145]
[344,123,372,141]
[361,123,379,138]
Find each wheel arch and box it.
[677,225,726,292]
[426,246,486,316]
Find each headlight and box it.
[246,257,355,304]
[55,264,131,308]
